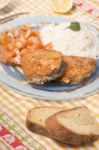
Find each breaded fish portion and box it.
[21,49,65,84]
[60,56,96,84]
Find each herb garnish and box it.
[69,22,81,31]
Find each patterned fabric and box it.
[0,0,99,150]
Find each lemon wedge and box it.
[51,0,73,14]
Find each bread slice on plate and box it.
[46,106,99,145]
[26,107,63,136]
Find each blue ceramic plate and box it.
[0,16,99,100]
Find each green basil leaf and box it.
[69,22,81,31]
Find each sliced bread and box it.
[46,106,99,145]
[26,107,63,136]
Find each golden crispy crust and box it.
[60,56,96,84]
[46,108,99,145]
[21,49,64,84]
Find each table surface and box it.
[0,0,99,150]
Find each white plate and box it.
[0,16,99,101]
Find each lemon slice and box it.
[51,0,73,14]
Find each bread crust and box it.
[26,118,50,137]
[46,108,99,145]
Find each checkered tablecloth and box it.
[0,0,99,150]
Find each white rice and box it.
[40,23,99,59]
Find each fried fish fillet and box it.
[60,56,96,84]
[21,49,65,84]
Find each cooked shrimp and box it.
[0,25,52,65]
